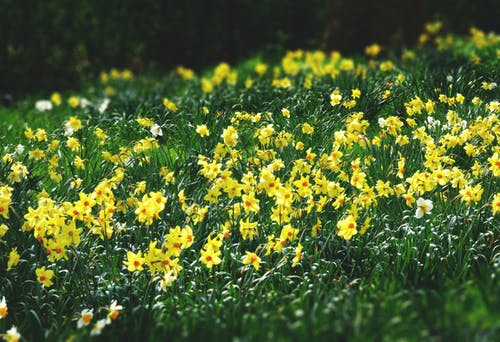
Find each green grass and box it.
[0,23,499,341]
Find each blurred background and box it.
[1,0,500,98]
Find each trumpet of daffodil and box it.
[36,266,55,287]
[0,297,7,319]
[242,251,261,271]
[415,197,433,218]
[123,251,146,272]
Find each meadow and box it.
[0,22,499,341]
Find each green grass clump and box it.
[0,22,499,341]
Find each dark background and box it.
[1,0,500,97]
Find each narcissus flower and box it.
[36,266,55,287]
[292,243,303,267]
[123,251,146,272]
[7,248,20,271]
[150,123,163,137]
[415,198,433,218]
[242,251,261,271]
[337,215,357,240]
[77,309,93,328]
[492,193,500,215]
[199,247,222,269]
[196,124,210,137]
[0,297,7,319]
[107,300,123,321]
[3,326,21,342]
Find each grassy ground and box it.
[0,23,499,341]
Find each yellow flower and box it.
[281,108,290,118]
[199,247,221,269]
[488,153,500,176]
[492,193,500,215]
[196,124,210,137]
[302,123,314,134]
[242,251,261,271]
[330,91,342,106]
[379,60,394,71]
[255,63,267,75]
[365,43,381,57]
[292,243,303,267]
[221,125,238,147]
[280,224,299,242]
[50,92,62,105]
[351,88,361,99]
[163,97,178,112]
[7,248,20,271]
[0,223,8,239]
[68,96,80,108]
[242,192,260,214]
[239,218,258,240]
[36,266,55,287]
[459,184,483,205]
[337,215,357,240]
[123,251,146,272]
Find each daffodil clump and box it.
[0,22,499,340]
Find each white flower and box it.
[0,296,7,319]
[415,197,433,218]
[151,123,163,137]
[80,98,91,108]
[15,144,25,154]
[5,326,21,341]
[159,271,177,291]
[90,318,108,336]
[378,118,386,128]
[35,100,53,112]
[77,309,93,328]
[64,121,74,136]
[98,98,110,113]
